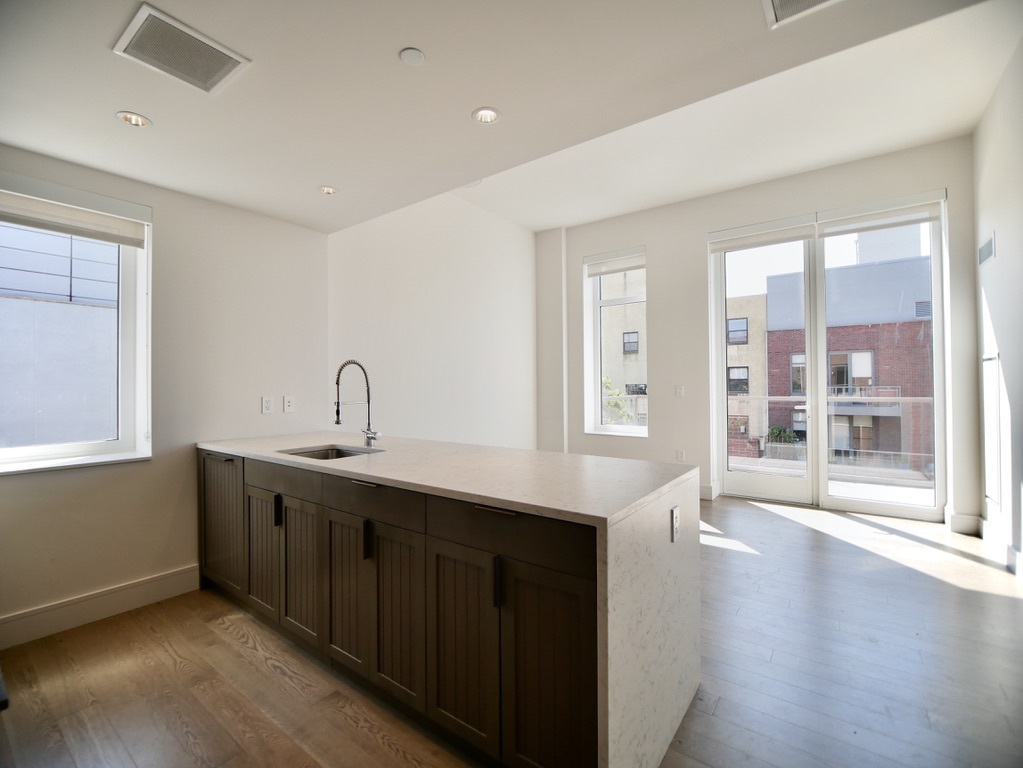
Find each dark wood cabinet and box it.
[324,476,427,712]
[198,450,246,599]
[425,497,598,766]
[425,537,501,758]
[200,455,599,767]
[243,461,324,650]
[500,558,597,768]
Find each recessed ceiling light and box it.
[320,185,337,195]
[116,110,151,127]
[471,107,501,125]
[399,47,425,66]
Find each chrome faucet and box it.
[335,359,379,446]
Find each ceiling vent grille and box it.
[763,0,843,27]
[114,4,249,93]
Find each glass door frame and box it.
[812,198,947,521]
[711,193,948,521]
[711,217,818,506]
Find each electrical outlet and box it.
[671,506,680,543]
[674,384,685,398]
[676,448,686,462]
[283,395,295,413]
[261,396,273,414]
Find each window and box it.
[0,174,151,474]
[584,247,647,435]
[727,317,748,345]
[792,409,807,434]
[727,366,749,394]
[791,353,806,395]
[829,351,872,393]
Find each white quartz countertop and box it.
[197,431,698,528]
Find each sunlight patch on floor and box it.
[699,519,760,554]
[749,500,1023,598]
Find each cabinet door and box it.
[501,558,598,768]
[326,506,373,675]
[280,495,322,648]
[244,485,280,623]
[425,538,501,758]
[369,520,426,712]
[199,451,246,598]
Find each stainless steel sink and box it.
[279,445,383,460]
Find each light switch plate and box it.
[671,505,680,543]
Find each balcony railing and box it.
[827,385,901,399]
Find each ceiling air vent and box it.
[114,4,249,93]
[763,0,843,27]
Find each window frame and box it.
[727,366,750,394]
[622,330,639,355]
[726,317,749,345]
[583,246,647,437]
[0,172,152,475]
[791,353,807,395]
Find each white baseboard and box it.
[1009,545,1022,577]
[701,481,719,501]
[0,565,200,650]
[948,510,981,536]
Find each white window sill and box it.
[0,448,151,476]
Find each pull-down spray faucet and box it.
[335,359,379,446]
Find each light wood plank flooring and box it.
[662,496,1023,768]
[1,496,1020,767]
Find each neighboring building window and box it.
[727,366,749,393]
[791,353,806,395]
[0,179,151,474]
[584,247,647,435]
[727,317,748,345]
[829,351,872,393]
[792,409,807,435]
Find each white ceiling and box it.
[1,0,1020,234]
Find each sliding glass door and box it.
[819,212,940,511]
[721,235,814,505]
[715,198,944,519]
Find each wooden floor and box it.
[661,497,1023,768]
[1,496,1020,767]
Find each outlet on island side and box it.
[670,505,680,543]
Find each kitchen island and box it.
[197,431,700,768]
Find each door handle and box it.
[273,493,283,527]
[362,518,373,560]
[493,555,502,608]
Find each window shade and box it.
[584,246,645,279]
[0,189,147,249]
[708,215,815,254]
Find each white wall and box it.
[975,37,1023,571]
[0,144,329,648]
[536,228,568,452]
[540,137,980,526]
[327,193,536,449]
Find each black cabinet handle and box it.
[352,479,378,489]
[273,493,283,527]
[362,518,373,560]
[476,504,517,517]
[493,555,502,608]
